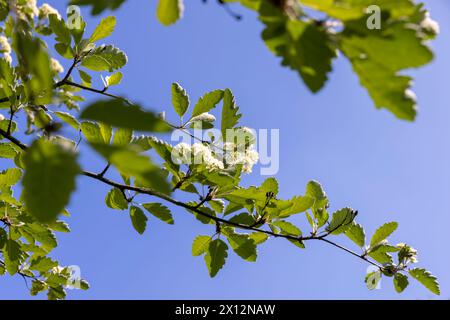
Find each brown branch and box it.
[0,124,383,270]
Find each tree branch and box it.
[0,127,383,270]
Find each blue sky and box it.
[1,0,449,299]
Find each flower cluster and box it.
[421,11,440,36]
[172,127,259,174]
[397,243,418,265]
[0,35,12,64]
[38,3,61,20]
[173,142,224,171]
[51,58,65,74]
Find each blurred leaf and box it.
[23,139,80,223]
[157,0,184,26]
[80,99,170,132]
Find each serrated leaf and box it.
[272,220,301,236]
[394,273,409,293]
[4,239,21,275]
[305,180,328,208]
[89,16,116,43]
[129,206,148,235]
[157,0,184,26]
[23,139,80,223]
[0,168,22,187]
[105,72,123,87]
[326,208,357,235]
[81,121,104,144]
[409,268,440,295]
[142,203,174,225]
[370,222,398,246]
[81,45,127,72]
[249,232,269,245]
[204,238,228,277]
[53,112,80,130]
[171,83,190,118]
[113,128,133,146]
[224,230,257,262]
[49,14,71,45]
[192,89,224,117]
[105,188,128,210]
[192,235,211,256]
[80,99,171,132]
[221,89,242,138]
[0,143,18,159]
[261,5,337,92]
[345,222,365,247]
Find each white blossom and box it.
[421,12,440,35]
[0,36,11,53]
[39,3,61,19]
[192,143,224,171]
[0,114,5,121]
[51,58,64,73]
[172,142,192,165]
[190,112,216,123]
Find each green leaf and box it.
[81,45,127,72]
[113,128,133,146]
[192,235,211,256]
[81,121,105,144]
[345,222,365,248]
[148,137,180,177]
[249,232,268,245]
[142,203,174,225]
[409,268,440,295]
[0,168,22,187]
[53,112,80,130]
[278,196,314,218]
[260,4,337,92]
[192,90,224,117]
[30,257,58,273]
[0,143,18,159]
[224,229,257,262]
[105,188,128,210]
[129,206,148,235]
[78,69,92,87]
[204,238,228,277]
[105,72,123,87]
[99,122,113,144]
[89,16,116,43]
[370,222,398,246]
[91,143,171,195]
[171,83,190,118]
[4,239,21,275]
[393,273,409,293]
[80,99,171,132]
[326,208,357,235]
[340,16,433,120]
[22,139,80,223]
[157,0,184,26]
[305,180,328,208]
[49,14,71,45]
[272,220,301,236]
[221,89,242,138]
